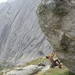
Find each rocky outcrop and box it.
[5,65,43,75]
[5,59,51,75]
[0,0,52,70]
[36,0,75,74]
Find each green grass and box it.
[43,66,75,75]
[25,56,47,67]
[34,54,75,75]
[0,72,3,75]
[3,54,75,75]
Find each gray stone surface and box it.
[38,59,51,66]
[36,0,75,74]
[5,65,43,75]
[0,0,52,70]
[5,60,51,75]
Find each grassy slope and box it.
[23,54,75,75]
[0,54,75,75]
[25,54,75,75]
[35,65,74,75]
[34,55,75,75]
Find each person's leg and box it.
[55,59,60,64]
[58,64,62,69]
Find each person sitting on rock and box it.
[46,50,62,68]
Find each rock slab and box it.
[5,65,42,75]
[36,0,75,74]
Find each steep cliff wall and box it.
[0,0,52,68]
[36,0,75,74]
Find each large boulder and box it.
[36,0,75,74]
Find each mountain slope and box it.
[0,0,52,68]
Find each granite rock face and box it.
[36,0,75,73]
[0,0,52,69]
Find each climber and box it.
[46,50,62,68]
